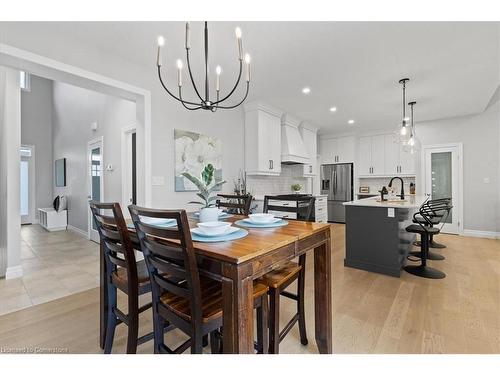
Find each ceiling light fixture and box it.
[330,107,337,112]
[404,101,420,154]
[348,119,355,124]
[302,87,311,94]
[156,22,250,112]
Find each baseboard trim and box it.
[5,265,23,279]
[67,225,88,238]
[462,229,500,239]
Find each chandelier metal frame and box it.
[156,22,250,112]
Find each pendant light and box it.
[395,78,411,144]
[405,101,420,154]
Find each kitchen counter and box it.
[344,195,427,209]
[253,194,327,201]
[343,195,425,277]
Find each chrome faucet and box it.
[388,177,405,200]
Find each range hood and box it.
[281,113,310,164]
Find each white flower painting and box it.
[174,129,223,191]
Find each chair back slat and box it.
[263,195,316,222]
[129,205,204,328]
[216,194,252,215]
[89,201,138,294]
[153,274,190,299]
[136,222,182,240]
[142,240,185,262]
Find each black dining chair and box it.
[259,195,315,354]
[129,205,270,354]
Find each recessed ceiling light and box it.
[329,107,337,112]
[348,119,355,124]
[302,87,311,94]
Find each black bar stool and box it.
[412,198,452,258]
[404,200,449,279]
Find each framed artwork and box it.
[174,129,222,191]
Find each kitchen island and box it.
[343,195,428,277]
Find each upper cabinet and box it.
[384,134,415,175]
[358,133,416,177]
[244,102,283,176]
[319,136,355,165]
[358,135,385,176]
[299,123,318,177]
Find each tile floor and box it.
[0,225,99,316]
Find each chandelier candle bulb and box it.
[235,27,243,60]
[245,54,251,82]
[176,59,183,87]
[156,36,165,66]
[185,22,191,50]
[216,65,221,91]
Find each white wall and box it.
[416,103,500,233]
[21,75,54,215]
[52,81,136,232]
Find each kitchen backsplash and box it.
[246,165,310,197]
[358,177,416,196]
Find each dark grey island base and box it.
[343,196,427,277]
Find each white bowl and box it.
[248,213,275,223]
[197,221,232,236]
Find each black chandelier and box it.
[156,22,251,112]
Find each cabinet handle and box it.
[318,208,323,211]
[309,165,312,173]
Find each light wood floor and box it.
[0,224,498,354]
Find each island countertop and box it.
[343,195,428,209]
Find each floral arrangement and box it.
[182,164,226,208]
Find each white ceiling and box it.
[5,21,499,134]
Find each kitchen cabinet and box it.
[358,135,385,176]
[299,123,318,177]
[384,134,416,175]
[244,102,283,176]
[319,136,355,164]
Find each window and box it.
[20,71,31,92]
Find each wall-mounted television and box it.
[55,158,66,187]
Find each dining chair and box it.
[128,205,269,354]
[216,194,253,215]
[260,195,316,353]
[89,201,156,354]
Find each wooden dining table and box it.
[99,214,333,354]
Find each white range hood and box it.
[281,113,310,164]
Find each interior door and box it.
[424,145,460,234]
[88,138,103,242]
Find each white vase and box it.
[199,207,219,223]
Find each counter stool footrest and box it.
[409,250,445,261]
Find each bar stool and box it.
[89,202,156,354]
[258,195,315,354]
[129,205,269,354]
[413,198,451,249]
[404,203,446,279]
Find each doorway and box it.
[20,145,35,225]
[422,143,463,234]
[121,126,137,217]
[88,137,104,242]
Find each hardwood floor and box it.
[0,224,498,353]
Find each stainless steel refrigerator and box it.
[321,163,353,223]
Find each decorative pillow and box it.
[58,196,67,212]
[53,196,60,211]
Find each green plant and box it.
[182,164,226,208]
[291,183,302,192]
